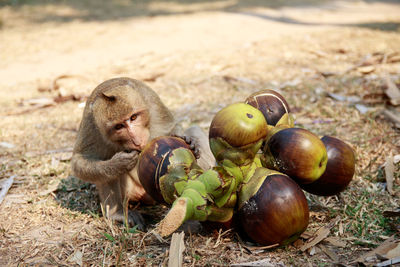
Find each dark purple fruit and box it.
[138,136,191,203]
[301,136,356,196]
[245,89,290,126]
[238,169,309,245]
[263,128,328,184]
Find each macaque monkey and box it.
[71,77,212,229]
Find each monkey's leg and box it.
[97,178,145,230]
[184,126,215,170]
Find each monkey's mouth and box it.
[124,149,140,153]
[125,142,144,152]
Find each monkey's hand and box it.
[173,135,200,159]
[109,151,139,173]
[108,209,145,231]
[128,210,146,231]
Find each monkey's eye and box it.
[130,114,138,121]
[114,124,124,130]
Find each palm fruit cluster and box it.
[138,89,356,246]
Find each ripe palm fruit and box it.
[138,136,195,203]
[245,89,291,126]
[138,135,243,237]
[245,90,295,148]
[157,103,270,236]
[237,168,309,245]
[263,128,328,184]
[209,103,268,170]
[301,136,356,196]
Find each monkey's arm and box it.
[71,151,139,184]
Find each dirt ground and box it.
[1,0,400,266]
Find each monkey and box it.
[71,77,214,229]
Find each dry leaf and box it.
[293,239,304,249]
[300,230,314,240]
[308,246,320,256]
[69,250,83,267]
[231,258,278,267]
[385,155,395,195]
[387,52,400,64]
[355,104,372,114]
[383,109,400,128]
[168,232,185,267]
[385,75,400,106]
[380,240,400,259]
[222,75,256,85]
[39,180,60,196]
[327,92,360,103]
[300,217,340,252]
[53,94,85,103]
[376,256,400,267]
[388,55,400,63]
[338,221,344,236]
[142,73,164,82]
[0,175,15,205]
[51,157,60,169]
[356,236,400,263]
[0,142,15,149]
[358,65,375,74]
[23,97,55,106]
[319,244,339,262]
[324,237,347,248]
[7,98,56,115]
[309,49,328,58]
[395,155,400,164]
[38,74,88,92]
[1,194,28,206]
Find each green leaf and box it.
[103,233,115,242]
[128,225,139,233]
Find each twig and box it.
[376,256,400,267]
[385,74,400,106]
[234,233,279,253]
[385,154,395,195]
[38,74,88,92]
[319,244,339,262]
[0,175,15,205]
[142,73,165,82]
[382,109,400,127]
[168,232,185,267]
[231,258,276,267]
[5,102,56,116]
[354,236,397,263]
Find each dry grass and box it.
[1,1,400,266]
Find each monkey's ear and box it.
[101,92,116,102]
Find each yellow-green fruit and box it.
[209,103,268,148]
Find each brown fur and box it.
[71,77,177,228]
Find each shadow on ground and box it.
[54,176,168,225]
[0,0,326,22]
[1,0,399,32]
[235,11,400,32]
[55,175,101,216]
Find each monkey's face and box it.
[92,85,152,151]
[107,109,151,151]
